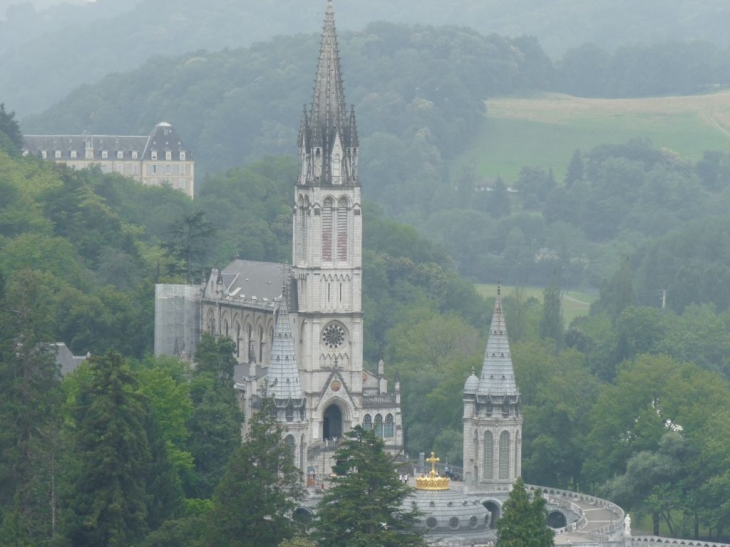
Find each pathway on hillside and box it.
[554,499,619,546]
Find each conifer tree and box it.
[497,478,554,547]
[61,351,150,547]
[565,149,584,189]
[314,426,425,547]
[184,334,243,498]
[205,397,305,547]
[0,270,62,544]
[540,278,564,349]
[0,103,23,156]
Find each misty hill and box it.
[22,24,552,178]
[3,0,730,115]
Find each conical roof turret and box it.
[477,287,519,397]
[266,281,304,402]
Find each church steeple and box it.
[477,286,519,397]
[299,0,358,186]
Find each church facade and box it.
[155,0,403,474]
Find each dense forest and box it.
[21,23,730,288]
[3,0,730,114]
[6,85,730,541]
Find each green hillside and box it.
[460,92,730,183]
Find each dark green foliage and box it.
[540,279,564,348]
[315,426,425,547]
[564,149,584,188]
[183,335,243,499]
[61,351,150,547]
[0,270,63,545]
[497,478,554,547]
[0,103,23,155]
[205,398,305,547]
[162,211,216,283]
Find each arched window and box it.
[224,319,229,337]
[248,324,255,363]
[374,414,383,438]
[363,414,372,431]
[285,435,296,465]
[384,414,394,437]
[236,323,241,357]
[484,431,494,480]
[286,402,294,422]
[499,431,510,480]
[259,326,265,363]
[322,198,333,261]
[337,197,348,261]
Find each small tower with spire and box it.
[265,275,308,469]
[463,286,522,487]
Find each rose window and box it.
[322,323,346,349]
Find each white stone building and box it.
[23,122,195,197]
[155,0,403,475]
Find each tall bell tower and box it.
[292,0,364,444]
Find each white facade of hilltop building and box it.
[23,122,195,197]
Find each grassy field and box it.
[475,284,597,323]
[457,91,730,183]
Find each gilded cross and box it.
[426,451,440,477]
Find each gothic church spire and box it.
[299,0,359,186]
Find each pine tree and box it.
[540,278,564,349]
[0,103,23,156]
[184,334,243,498]
[565,149,584,189]
[497,478,554,547]
[314,426,426,547]
[0,270,62,544]
[205,398,305,547]
[61,351,150,547]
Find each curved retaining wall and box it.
[525,484,625,540]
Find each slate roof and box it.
[220,260,286,303]
[476,289,519,397]
[23,122,191,161]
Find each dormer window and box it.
[165,151,172,161]
[151,151,157,160]
[54,151,61,159]
[101,151,108,159]
[132,150,138,159]
[41,151,47,159]
[70,150,77,159]
[180,151,186,161]
[86,150,93,159]
[117,151,124,159]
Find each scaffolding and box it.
[154,284,201,361]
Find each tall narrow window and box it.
[375,414,383,438]
[337,198,348,261]
[484,432,494,480]
[333,153,341,180]
[322,198,333,261]
[384,414,394,437]
[363,414,372,431]
[259,326,265,363]
[499,431,510,479]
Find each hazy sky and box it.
[1,0,91,18]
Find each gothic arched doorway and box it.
[323,404,343,440]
